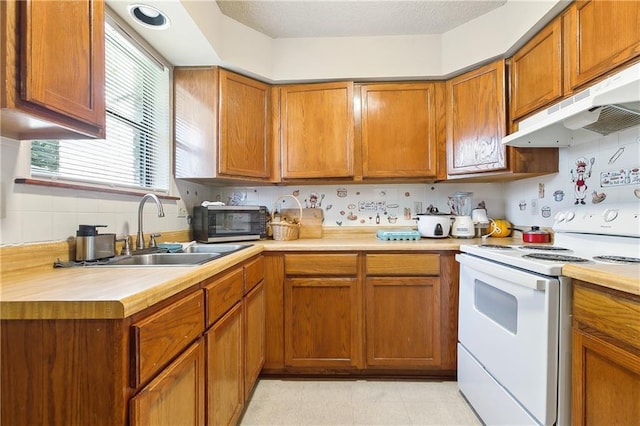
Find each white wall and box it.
[504,127,640,228]
[1,135,507,245]
[112,0,566,81]
[7,125,639,245]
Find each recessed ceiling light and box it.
[128,4,170,30]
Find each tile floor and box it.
[240,379,481,425]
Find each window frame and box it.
[24,9,175,198]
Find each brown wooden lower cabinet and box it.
[572,280,640,425]
[285,276,362,368]
[244,280,266,399]
[207,302,244,426]
[0,255,265,426]
[130,339,206,426]
[263,251,459,376]
[365,276,441,367]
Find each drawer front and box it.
[205,268,244,326]
[284,253,358,276]
[132,290,204,387]
[366,253,440,276]
[574,282,640,350]
[245,256,264,293]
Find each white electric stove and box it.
[456,202,639,426]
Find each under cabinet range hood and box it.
[503,62,640,147]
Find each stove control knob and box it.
[565,211,575,222]
[603,209,618,222]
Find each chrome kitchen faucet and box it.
[136,194,165,250]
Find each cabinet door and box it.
[446,60,506,175]
[360,83,438,178]
[510,18,563,121]
[1,0,105,139]
[22,0,105,130]
[284,277,362,368]
[564,0,640,91]
[572,329,640,425]
[280,82,354,179]
[244,280,265,399]
[219,69,271,179]
[207,302,244,426]
[174,67,218,179]
[365,277,441,367]
[130,340,205,426]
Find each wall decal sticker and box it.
[571,157,594,205]
[541,206,551,218]
[553,190,564,202]
[591,191,606,204]
[337,188,347,197]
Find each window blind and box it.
[30,18,170,192]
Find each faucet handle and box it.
[117,236,131,256]
[149,233,161,248]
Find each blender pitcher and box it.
[449,192,475,238]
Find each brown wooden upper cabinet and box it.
[446,59,507,176]
[174,67,272,182]
[1,0,106,140]
[358,83,440,179]
[563,0,640,92]
[279,82,355,179]
[510,17,563,121]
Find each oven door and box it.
[456,253,560,425]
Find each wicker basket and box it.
[271,195,302,241]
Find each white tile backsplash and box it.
[505,126,640,227]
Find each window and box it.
[30,17,171,192]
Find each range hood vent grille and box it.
[582,103,640,135]
[502,63,640,147]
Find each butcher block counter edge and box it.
[562,263,640,296]
[3,235,636,319]
[1,236,482,320]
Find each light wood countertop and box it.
[1,245,262,320]
[562,263,640,296]
[1,236,481,320]
[3,234,637,320]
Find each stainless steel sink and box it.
[91,243,252,267]
[101,252,221,267]
[183,243,252,254]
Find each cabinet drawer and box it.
[573,282,640,350]
[366,253,440,276]
[205,268,244,326]
[284,253,358,276]
[131,290,204,387]
[245,256,264,293]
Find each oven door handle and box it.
[455,253,547,291]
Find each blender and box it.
[448,192,475,238]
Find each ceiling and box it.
[215,0,508,39]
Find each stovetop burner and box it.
[523,253,591,263]
[478,244,514,250]
[518,245,570,251]
[593,255,640,264]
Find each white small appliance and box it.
[451,216,475,238]
[449,192,475,238]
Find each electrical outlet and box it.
[177,200,188,218]
[531,199,538,215]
